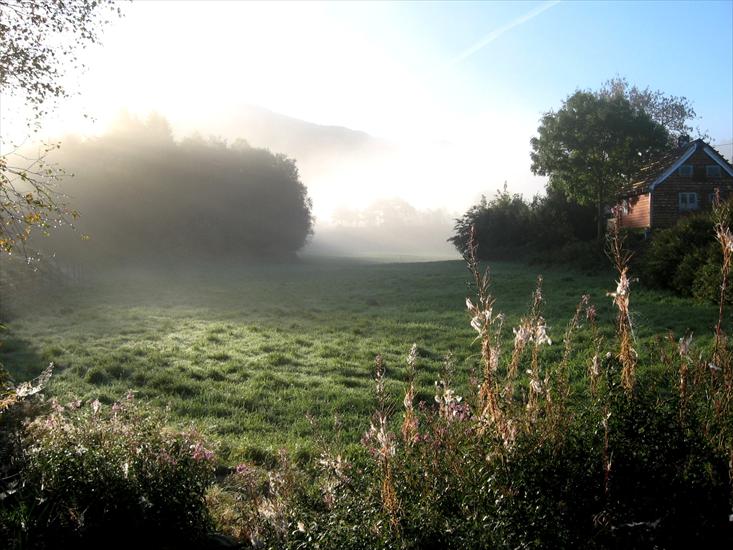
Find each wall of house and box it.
[619,193,650,229]
[651,148,733,228]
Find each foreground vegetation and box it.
[2,211,732,547]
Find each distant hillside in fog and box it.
[177,105,413,219]
[182,104,394,176]
[203,104,390,159]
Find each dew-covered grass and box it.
[0,259,719,464]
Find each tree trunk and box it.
[596,187,605,245]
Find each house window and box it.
[706,165,722,177]
[678,192,699,211]
[678,164,693,177]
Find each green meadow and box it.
[0,259,719,465]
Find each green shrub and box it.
[636,203,733,302]
[6,393,215,548]
[451,186,599,266]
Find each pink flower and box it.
[190,442,214,461]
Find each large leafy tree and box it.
[0,0,120,255]
[599,77,700,143]
[530,91,669,241]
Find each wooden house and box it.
[616,138,733,230]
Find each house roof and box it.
[619,139,733,198]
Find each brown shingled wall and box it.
[619,193,650,229]
[651,148,733,228]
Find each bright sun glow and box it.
[1,0,731,224]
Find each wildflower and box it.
[513,320,551,347]
[503,419,517,449]
[534,319,552,346]
[590,354,601,377]
[607,268,631,310]
[406,343,418,370]
[513,325,532,347]
[91,399,101,416]
[235,463,252,476]
[66,399,82,410]
[122,461,129,478]
[190,441,214,461]
[678,333,693,358]
[601,411,612,430]
[363,417,396,460]
[488,345,499,372]
[317,453,349,478]
[716,226,733,252]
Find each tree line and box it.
[35,115,314,266]
[451,78,700,259]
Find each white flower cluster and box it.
[678,333,693,358]
[512,319,552,347]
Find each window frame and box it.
[706,164,722,177]
[678,191,699,211]
[678,164,694,177]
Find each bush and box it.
[449,185,533,259]
[636,203,733,302]
[5,393,215,549]
[450,186,598,264]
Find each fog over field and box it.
[3,2,733,547]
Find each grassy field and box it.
[0,258,721,465]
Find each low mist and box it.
[25,114,314,270]
[15,112,465,272]
[305,199,458,260]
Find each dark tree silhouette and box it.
[37,115,314,265]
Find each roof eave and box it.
[648,142,699,192]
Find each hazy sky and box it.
[3,0,732,219]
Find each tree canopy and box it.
[36,115,314,265]
[0,0,120,122]
[599,77,699,143]
[530,91,670,240]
